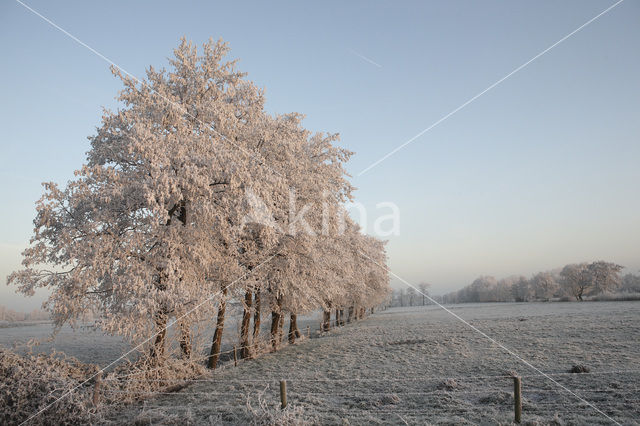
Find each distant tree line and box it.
[0,305,49,322]
[440,261,640,304]
[390,282,431,307]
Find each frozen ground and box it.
[0,308,322,368]
[101,301,640,425]
[4,302,638,424]
[0,321,129,365]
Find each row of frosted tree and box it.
[441,261,639,304]
[0,305,49,322]
[8,39,390,368]
[390,283,431,307]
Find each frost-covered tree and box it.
[620,273,640,293]
[239,121,355,350]
[510,276,531,302]
[494,279,513,302]
[560,263,591,301]
[467,276,498,302]
[444,261,627,304]
[352,229,390,311]
[530,271,558,300]
[418,282,430,305]
[8,39,284,363]
[397,288,406,307]
[406,287,416,306]
[559,261,623,301]
[587,261,623,295]
[8,38,391,371]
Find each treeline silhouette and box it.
[0,305,49,322]
[440,261,640,304]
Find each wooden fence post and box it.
[513,375,522,423]
[233,345,238,366]
[280,380,287,409]
[92,370,102,407]
[306,325,310,338]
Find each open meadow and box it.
[2,2,640,425]
[88,301,640,425]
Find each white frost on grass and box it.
[107,301,640,424]
[0,310,323,369]
[8,302,639,424]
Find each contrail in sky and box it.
[349,48,383,68]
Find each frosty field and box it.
[88,301,639,425]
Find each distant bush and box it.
[0,305,49,322]
[569,364,590,373]
[587,292,640,302]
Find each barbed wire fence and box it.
[88,312,640,425]
[4,305,638,425]
[99,369,640,423]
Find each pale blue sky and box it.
[1,0,639,310]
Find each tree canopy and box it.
[9,38,390,363]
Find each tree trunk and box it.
[271,310,281,351]
[270,297,283,351]
[322,310,331,331]
[347,306,354,323]
[149,310,167,364]
[335,309,340,327]
[294,316,301,338]
[253,290,261,346]
[168,202,192,360]
[240,291,253,359]
[278,311,285,342]
[288,313,301,343]
[207,288,228,369]
[179,321,191,359]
